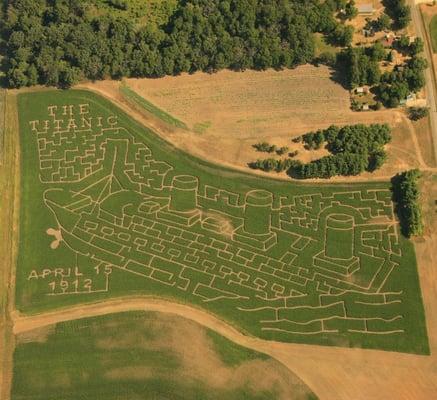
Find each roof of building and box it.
[357,4,375,13]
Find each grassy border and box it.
[120,83,188,129]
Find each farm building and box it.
[357,4,375,15]
[355,86,369,95]
[380,34,395,48]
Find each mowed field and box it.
[15,89,429,354]
[87,65,428,177]
[126,66,364,140]
[12,311,316,400]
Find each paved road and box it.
[410,0,437,163]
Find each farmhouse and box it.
[355,86,369,94]
[380,34,395,48]
[357,4,375,15]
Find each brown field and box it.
[125,64,431,177]
[80,68,432,183]
[412,115,437,167]
[126,66,356,140]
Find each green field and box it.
[12,311,317,400]
[430,15,437,53]
[16,89,429,354]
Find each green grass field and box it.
[430,15,437,53]
[12,311,317,400]
[16,89,429,354]
[120,83,188,129]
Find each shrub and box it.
[276,146,289,156]
[408,107,429,121]
[253,142,276,153]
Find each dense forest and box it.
[2,0,347,88]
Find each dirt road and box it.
[0,92,19,400]
[411,0,437,161]
[12,232,437,400]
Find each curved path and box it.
[12,289,437,400]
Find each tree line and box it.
[292,124,391,178]
[391,169,424,237]
[3,0,348,88]
[249,124,391,179]
[382,0,411,30]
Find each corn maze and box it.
[16,90,429,353]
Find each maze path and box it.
[18,93,428,352]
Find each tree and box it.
[59,66,82,88]
[316,51,337,67]
[329,24,354,47]
[387,50,394,63]
[3,0,348,88]
[378,78,410,107]
[408,107,429,121]
[376,14,391,31]
[397,35,410,51]
[283,123,391,179]
[383,0,411,30]
[253,142,276,153]
[344,1,358,20]
[409,37,424,56]
[7,64,28,88]
[108,0,128,10]
[369,42,386,62]
[392,169,424,237]
[276,146,289,156]
[337,47,381,88]
[368,149,387,171]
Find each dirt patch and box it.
[200,211,235,239]
[16,325,54,345]
[139,314,310,400]
[98,313,309,399]
[105,366,153,380]
[46,228,62,249]
[12,295,437,400]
